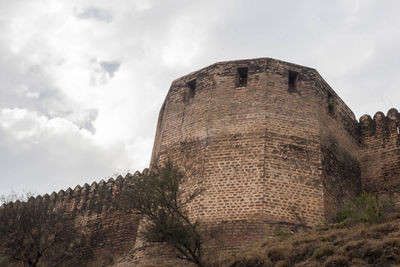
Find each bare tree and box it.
[119,160,205,266]
[0,194,80,267]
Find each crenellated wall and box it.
[147,58,399,265]
[359,108,400,203]
[1,171,147,267]
[1,57,399,267]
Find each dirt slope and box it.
[226,213,400,267]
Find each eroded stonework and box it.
[126,57,398,265]
[2,58,399,266]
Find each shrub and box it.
[118,160,205,266]
[312,243,334,260]
[333,193,394,224]
[274,230,290,240]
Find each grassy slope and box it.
[224,213,400,267]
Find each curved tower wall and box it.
[151,58,362,240]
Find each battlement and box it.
[0,170,149,266]
[359,108,400,142]
[358,108,400,201]
[8,169,148,215]
[1,58,399,267]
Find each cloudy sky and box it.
[0,0,399,196]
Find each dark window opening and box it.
[237,67,248,87]
[288,70,298,92]
[327,91,335,115]
[186,79,196,101]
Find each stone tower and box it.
[150,58,362,248]
[2,58,399,266]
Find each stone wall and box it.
[2,57,399,266]
[149,57,367,256]
[315,73,362,219]
[0,172,143,267]
[359,108,400,204]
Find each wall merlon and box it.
[359,108,400,140]
[2,58,398,266]
[373,111,385,121]
[65,187,73,197]
[73,186,81,197]
[58,189,65,198]
[359,114,372,124]
[387,108,399,120]
[90,181,97,190]
[116,175,124,183]
[50,192,57,201]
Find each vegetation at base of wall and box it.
[0,193,84,267]
[217,211,400,267]
[333,193,395,225]
[273,230,291,241]
[189,195,399,267]
[118,160,205,267]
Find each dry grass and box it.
[220,211,400,267]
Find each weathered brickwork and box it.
[1,58,399,266]
[1,173,143,267]
[141,57,399,263]
[151,58,362,228]
[359,109,400,202]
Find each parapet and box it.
[1,168,148,214]
[359,108,400,142]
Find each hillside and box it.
[223,212,400,267]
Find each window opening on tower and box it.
[288,70,298,92]
[327,91,336,115]
[237,67,248,87]
[185,79,196,101]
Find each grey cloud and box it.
[90,59,121,85]
[0,111,130,195]
[100,61,121,78]
[67,109,98,134]
[75,7,114,23]
[1,0,400,196]
[0,46,77,119]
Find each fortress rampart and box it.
[1,171,146,266]
[359,109,400,201]
[1,58,399,266]
[151,58,363,227]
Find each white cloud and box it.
[0,0,400,195]
[0,108,134,195]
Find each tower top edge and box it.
[171,57,317,84]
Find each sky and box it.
[0,0,399,196]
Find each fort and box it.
[1,57,399,266]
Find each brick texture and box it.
[2,58,399,267]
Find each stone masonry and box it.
[1,57,399,266]
[127,57,398,265]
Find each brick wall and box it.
[1,173,143,267]
[148,57,367,260]
[359,108,400,204]
[2,57,399,266]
